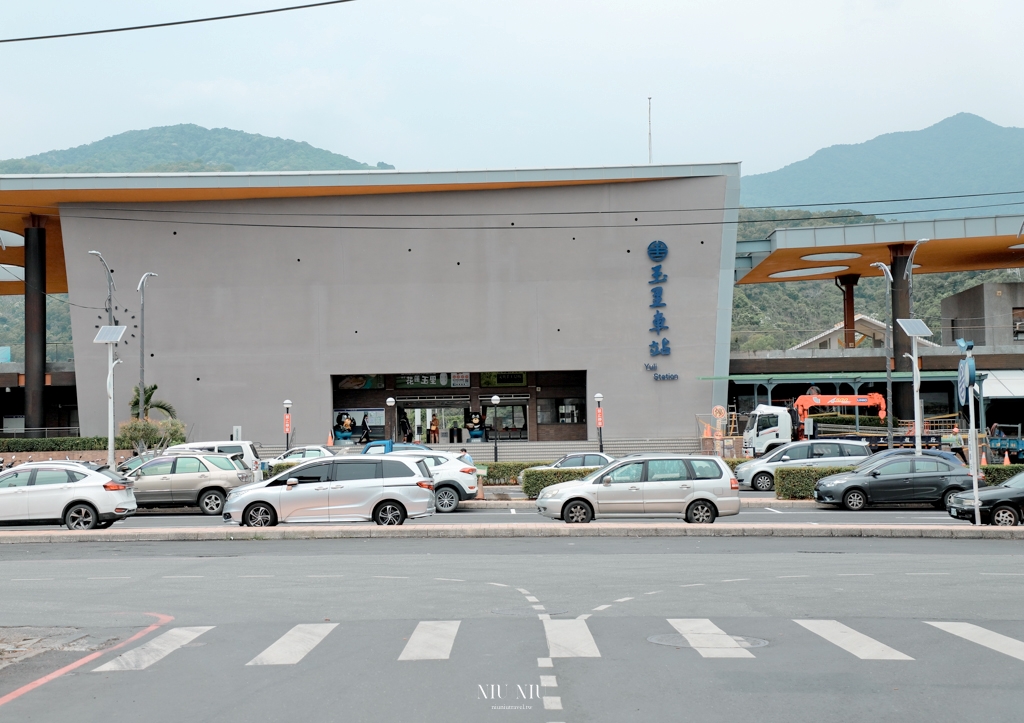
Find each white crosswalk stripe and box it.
[543,619,601,658]
[247,624,338,666]
[926,622,1024,662]
[667,619,755,658]
[93,627,214,672]
[794,620,913,660]
[398,621,461,660]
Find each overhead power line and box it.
[0,0,355,44]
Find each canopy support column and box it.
[24,220,46,436]
[835,274,860,348]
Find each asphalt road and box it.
[1,537,1023,722]
[7,505,974,530]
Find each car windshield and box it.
[1000,473,1024,488]
[580,466,610,482]
[744,415,757,433]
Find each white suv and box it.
[387,451,478,512]
[0,462,137,530]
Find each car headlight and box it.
[538,488,559,499]
[227,489,240,499]
[820,480,843,487]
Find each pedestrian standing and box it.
[429,414,440,444]
[460,448,473,465]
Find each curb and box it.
[0,524,1021,543]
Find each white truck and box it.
[742,404,797,457]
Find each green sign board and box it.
[480,371,528,387]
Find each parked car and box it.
[361,441,431,455]
[947,471,1024,526]
[388,451,477,512]
[535,454,739,524]
[517,452,615,484]
[117,452,161,475]
[266,446,336,465]
[0,462,136,530]
[223,456,435,527]
[814,455,978,510]
[165,441,261,472]
[128,453,253,515]
[734,440,872,491]
[862,447,967,467]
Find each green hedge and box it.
[810,414,886,428]
[0,437,124,453]
[523,467,599,498]
[723,458,746,472]
[485,461,553,485]
[267,460,302,478]
[775,466,855,499]
[982,465,1024,486]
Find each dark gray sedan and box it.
[814,455,978,511]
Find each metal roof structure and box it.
[735,214,1024,283]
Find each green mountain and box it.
[741,113,1024,212]
[0,124,394,174]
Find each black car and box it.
[814,455,978,510]
[947,472,1024,526]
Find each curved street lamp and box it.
[490,395,500,462]
[386,397,396,443]
[594,392,604,453]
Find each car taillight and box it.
[417,481,434,490]
[730,477,739,490]
[460,467,477,475]
[103,482,127,491]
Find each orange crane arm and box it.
[793,393,887,422]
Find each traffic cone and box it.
[1004,452,1011,466]
[981,450,988,466]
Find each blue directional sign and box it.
[957,357,976,406]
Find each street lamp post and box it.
[897,319,933,455]
[93,326,127,467]
[89,251,117,430]
[386,397,396,443]
[490,395,500,462]
[136,272,158,418]
[594,393,604,453]
[283,400,292,450]
[870,262,895,449]
[904,238,929,319]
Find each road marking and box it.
[488,583,509,587]
[778,575,809,578]
[526,596,540,602]
[540,675,557,687]
[537,657,553,667]
[667,619,754,658]
[980,573,1024,576]
[247,624,337,666]
[721,579,750,582]
[926,622,1024,661]
[645,591,662,595]
[93,627,213,671]
[510,509,517,514]
[538,614,551,621]
[516,588,532,594]
[533,605,546,610]
[576,614,591,620]
[88,577,131,580]
[794,620,913,660]
[398,621,461,661]
[614,597,633,603]
[543,697,562,710]
[543,619,601,658]
[435,578,464,582]
[593,605,611,611]
[11,578,53,581]
[680,583,705,587]
[764,507,783,514]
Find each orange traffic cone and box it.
[1004,452,1011,466]
[981,450,988,466]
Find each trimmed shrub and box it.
[775,466,855,500]
[981,465,1024,487]
[117,418,187,449]
[485,461,554,485]
[267,461,302,478]
[523,467,599,498]
[0,437,117,453]
[811,414,886,428]
[722,458,746,472]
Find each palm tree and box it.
[130,384,177,420]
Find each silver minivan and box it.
[535,454,740,524]
[734,440,872,491]
[223,456,435,526]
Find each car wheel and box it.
[991,506,1019,527]
[374,501,406,526]
[563,500,593,524]
[243,503,277,527]
[940,488,961,509]
[751,472,774,492]
[199,490,226,516]
[435,486,459,513]
[65,503,98,530]
[686,500,717,524]
[94,520,114,529]
[842,489,866,511]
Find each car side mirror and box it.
[781,455,791,462]
[870,470,880,477]
[286,478,299,488]
[602,476,612,486]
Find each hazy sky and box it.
[2,0,1022,175]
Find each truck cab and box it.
[742,405,794,457]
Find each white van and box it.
[166,441,262,477]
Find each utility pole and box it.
[137,272,158,419]
[89,251,117,431]
[647,97,652,164]
[870,262,894,449]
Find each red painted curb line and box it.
[0,612,174,709]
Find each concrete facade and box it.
[60,167,739,444]
[942,282,1024,347]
